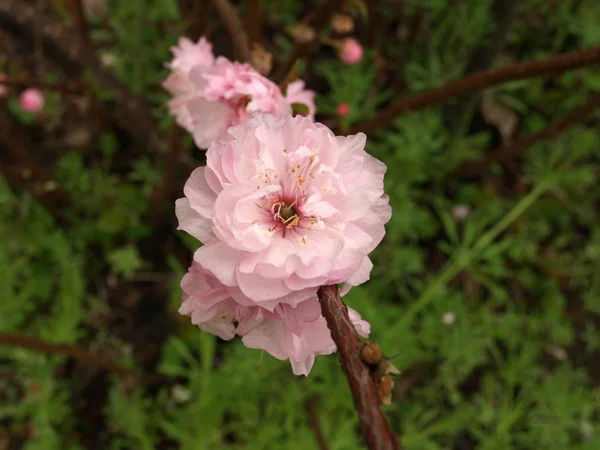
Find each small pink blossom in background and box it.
[336,103,351,117]
[163,36,316,149]
[176,113,390,374]
[442,312,456,325]
[19,88,45,113]
[339,38,364,64]
[0,73,7,98]
[285,80,316,120]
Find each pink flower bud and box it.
[0,73,7,98]
[19,88,45,113]
[339,38,363,65]
[336,103,351,117]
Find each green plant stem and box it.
[397,181,549,329]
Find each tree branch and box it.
[317,285,400,450]
[453,92,600,179]
[0,77,83,94]
[274,0,344,83]
[305,395,330,450]
[211,0,252,63]
[352,46,600,134]
[0,333,134,379]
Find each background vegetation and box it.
[1,0,600,448]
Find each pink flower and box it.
[19,88,45,113]
[336,103,351,117]
[0,73,7,98]
[176,113,391,305]
[339,38,364,65]
[165,51,291,148]
[179,262,370,375]
[167,37,214,75]
[285,80,316,121]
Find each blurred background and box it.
[1,0,600,449]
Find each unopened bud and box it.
[336,103,351,117]
[361,342,383,366]
[331,14,354,34]
[292,24,316,45]
[251,43,273,76]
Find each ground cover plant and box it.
[1,0,600,449]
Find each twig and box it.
[305,395,330,450]
[274,0,344,83]
[0,333,134,379]
[317,285,400,450]
[0,0,162,149]
[454,92,600,179]
[245,0,262,44]
[352,46,600,134]
[67,0,92,48]
[445,0,520,131]
[211,0,252,63]
[0,77,82,94]
[151,125,185,225]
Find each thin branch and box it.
[67,0,92,48]
[0,333,134,379]
[454,92,600,179]
[305,395,330,450]
[275,0,344,83]
[245,0,263,44]
[352,46,600,134]
[211,0,252,63]
[317,285,400,450]
[0,77,82,94]
[0,0,162,149]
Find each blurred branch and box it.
[0,0,163,150]
[0,333,134,379]
[245,0,263,44]
[275,0,344,83]
[211,0,252,62]
[305,395,330,450]
[445,0,520,130]
[0,77,83,94]
[151,125,185,225]
[352,46,600,134]
[317,285,400,450]
[67,0,92,48]
[454,92,600,179]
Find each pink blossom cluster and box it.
[163,37,316,148]
[170,38,391,376]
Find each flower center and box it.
[273,201,299,229]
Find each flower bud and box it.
[331,14,354,34]
[339,38,363,64]
[251,43,273,76]
[19,88,45,113]
[336,103,351,117]
[292,24,316,45]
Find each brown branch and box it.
[151,125,185,225]
[245,0,262,44]
[211,0,252,63]
[0,77,82,94]
[67,0,92,48]
[274,0,344,83]
[454,92,600,179]
[0,0,162,149]
[352,46,600,134]
[305,395,330,450]
[317,285,400,450]
[0,333,134,379]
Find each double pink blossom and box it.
[176,113,390,374]
[164,37,316,148]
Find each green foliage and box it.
[3,0,600,448]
